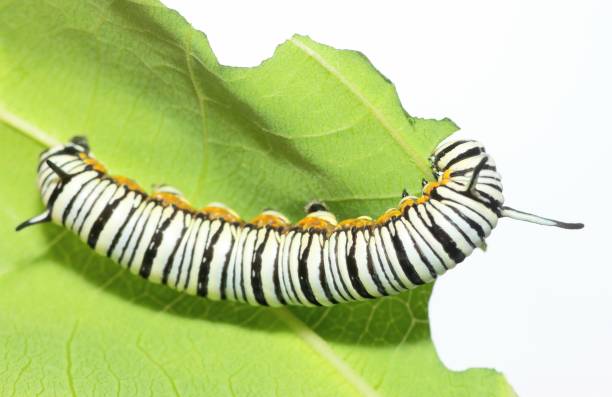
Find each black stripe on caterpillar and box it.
[16,136,583,307]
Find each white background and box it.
[162,1,611,396]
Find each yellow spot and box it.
[151,192,193,211]
[112,175,143,192]
[417,195,429,204]
[398,198,415,212]
[336,216,374,230]
[376,208,401,224]
[250,213,289,228]
[296,216,334,232]
[441,169,452,183]
[422,181,440,196]
[201,205,241,223]
[375,169,453,224]
[79,153,107,173]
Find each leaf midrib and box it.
[288,36,431,177]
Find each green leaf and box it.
[0,1,514,396]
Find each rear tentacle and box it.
[500,206,584,229]
[16,210,51,231]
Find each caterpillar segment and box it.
[17,136,583,307]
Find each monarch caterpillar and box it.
[17,136,583,307]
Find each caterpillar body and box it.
[17,137,583,307]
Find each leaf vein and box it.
[184,27,209,199]
[288,36,431,177]
[136,334,182,397]
[274,308,381,397]
[65,320,79,397]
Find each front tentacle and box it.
[500,206,584,229]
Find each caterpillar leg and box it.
[478,240,488,251]
[298,201,337,231]
[501,206,584,229]
[304,201,328,214]
[69,136,90,151]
